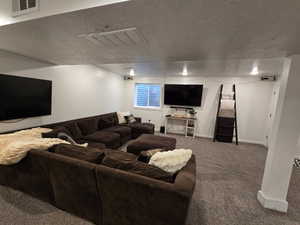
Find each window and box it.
[135,83,161,108]
[13,0,39,17]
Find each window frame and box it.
[12,0,39,17]
[134,83,162,110]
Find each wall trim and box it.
[238,138,266,146]
[257,190,288,213]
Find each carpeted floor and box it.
[1,135,300,225]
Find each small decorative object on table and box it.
[188,108,197,117]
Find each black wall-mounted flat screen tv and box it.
[0,74,52,121]
[164,84,203,107]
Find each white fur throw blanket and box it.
[0,128,69,165]
[149,149,192,174]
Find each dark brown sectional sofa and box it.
[44,112,155,149]
[0,112,196,225]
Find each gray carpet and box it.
[1,135,300,225]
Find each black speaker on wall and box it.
[160,126,165,133]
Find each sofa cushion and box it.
[77,118,98,136]
[42,126,72,139]
[127,134,176,155]
[63,122,83,139]
[102,151,173,182]
[102,151,137,169]
[127,123,154,132]
[83,131,120,149]
[129,161,174,183]
[125,122,155,138]
[98,116,117,130]
[50,144,105,163]
[103,126,131,138]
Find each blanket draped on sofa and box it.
[0,128,69,165]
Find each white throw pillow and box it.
[149,149,192,174]
[117,111,131,124]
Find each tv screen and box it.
[0,74,52,121]
[164,84,203,107]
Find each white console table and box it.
[164,116,197,138]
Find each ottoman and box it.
[127,134,176,155]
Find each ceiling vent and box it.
[12,0,39,17]
[78,27,148,48]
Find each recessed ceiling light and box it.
[129,68,135,76]
[182,65,188,76]
[250,66,259,75]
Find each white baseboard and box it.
[156,130,266,146]
[238,138,266,146]
[196,135,266,146]
[196,134,213,139]
[257,190,288,213]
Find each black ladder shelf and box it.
[213,84,239,145]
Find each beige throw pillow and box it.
[117,112,131,124]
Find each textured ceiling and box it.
[0,0,299,76]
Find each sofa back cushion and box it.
[102,151,173,183]
[42,126,72,139]
[63,122,83,139]
[98,113,118,129]
[102,151,137,169]
[77,118,98,136]
[50,144,105,163]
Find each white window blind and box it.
[135,84,161,108]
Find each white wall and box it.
[0,55,124,132]
[123,76,275,145]
[0,0,128,26]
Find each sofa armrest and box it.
[95,156,196,225]
[174,155,196,198]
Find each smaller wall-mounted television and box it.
[0,74,52,121]
[164,84,203,107]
